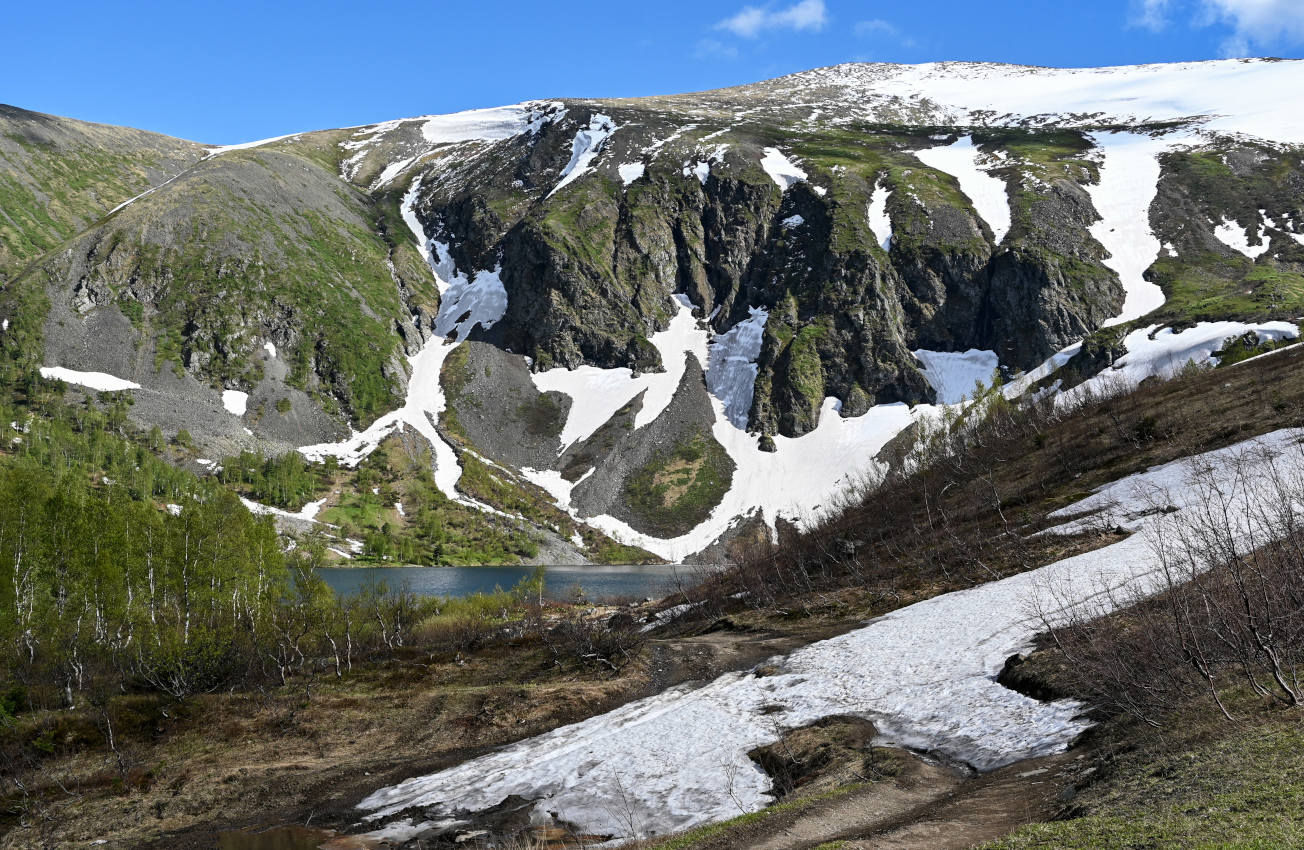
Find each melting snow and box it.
[914,136,1010,244]
[1086,131,1190,326]
[618,162,646,185]
[239,496,328,523]
[549,114,618,197]
[913,349,1000,405]
[298,179,504,505]
[358,429,1304,840]
[222,390,249,417]
[39,367,140,392]
[783,60,1304,146]
[867,178,893,251]
[1072,321,1298,401]
[1213,216,1271,259]
[683,159,710,185]
[531,295,708,449]
[706,307,768,428]
[760,147,810,192]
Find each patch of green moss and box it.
[623,430,734,537]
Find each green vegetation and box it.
[624,430,734,537]
[987,721,1304,848]
[217,449,334,510]
[0,134,196,278]
[1214,330,1297,367]
[318,435,541,565]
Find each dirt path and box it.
[728,751,1077,850]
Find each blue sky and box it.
[7,0,1304,143]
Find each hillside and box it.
[6,60,1304,565]
[5,57,1304,849]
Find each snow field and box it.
[38,367,140,392]
[1085,131,1184,326]
[794,59,1304,146]
[866,177,893,251]
[914,136,1010,244]
[549,114,618,197]
[358,429,1304,841]
[1071,321,1299,402]
[913,349,1000,405]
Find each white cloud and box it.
[1132,0,1304,52]
[716,0,828,38]
[1131,0,1177,30]
[854,18,897,37]
[693,38,740,59]
[1202,0,1304,54]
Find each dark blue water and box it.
[317,564,710,601]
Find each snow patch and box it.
[706,307,768,428]
[1085,131,1184,326]
[618,162,646,186]
[759,147,809,191]
[867,178,893,251]
[781,214,804,229]
[913,349,1000,405]
[1073,321,1299,400]
[39,367,140,393]
[263,341,277,359]
[549,114,618,197]
[531,295,708,449]
[221,390,248,417]
[1213,216,1270,259]
[914,136,1010,244]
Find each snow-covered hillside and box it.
[357,429,1304,842]
[27,58,1304,563]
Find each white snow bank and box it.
[1072,321,1298,401]
[421,103,554,146]
[239,496,328,523]
[867,178,893,251]
[430,249,508,341]
[586,398,923,562]
[913,349,1000,405]
[789,60,1304,146]
[549,114,617,197]
[683,159,711,185]
[706,307,768,428]
[618,162,646,186]
[206,132,300,157]
[781,214,804,229]
[221,390,248,417]
[39,367,140,392]
[914,136,1010,244]
[531,295,708,449]
[359,429,1304,840]
[760,147,809,192]
[1085,131,1183,327]
[1213,216,1270,259]
[263,341,277,359]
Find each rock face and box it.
[9,61,1304,557]
[404,115,1124,437]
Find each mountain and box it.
[5,58,1304,563]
